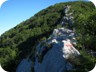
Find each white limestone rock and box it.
[35,28,80,72]
[16,59,32,72]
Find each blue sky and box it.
[0,0,88,35]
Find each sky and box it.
[0,0,90,36]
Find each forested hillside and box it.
[0,1,96,72]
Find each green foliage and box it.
[68,50,96,72]
[0,47,18,71]
[74,10,96,51]
[0,1,95,71]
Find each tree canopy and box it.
[0,1,96,72]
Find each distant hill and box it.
[0,1,96,72]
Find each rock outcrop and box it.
[34,5,80,72]
[16,58,32,72]
[16,5,80,72]
[34,28,80,72]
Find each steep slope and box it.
[0,1,96,72]
[34,28,80,72]
[16,5,80,72]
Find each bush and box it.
[68,50,96,72]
